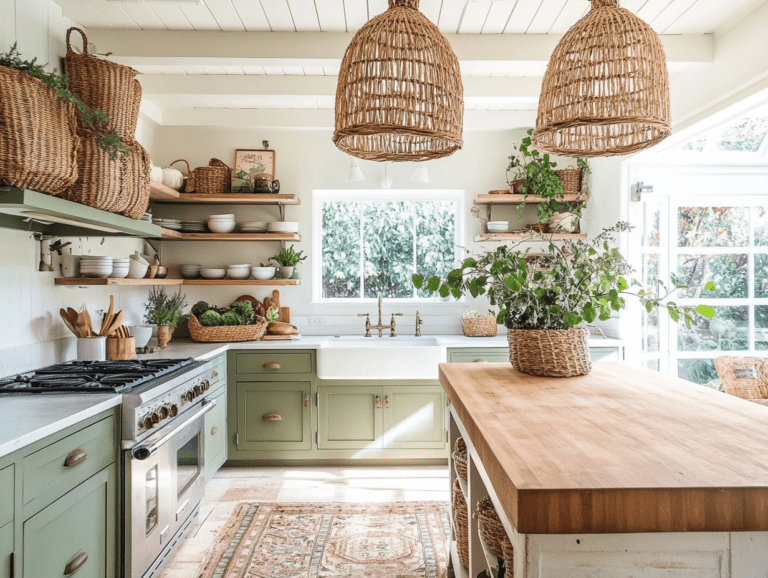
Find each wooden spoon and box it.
[73,312,88,338]
[103,311,124,337]
[59,309,78,337]
[101,295,115,336]
[82,307,94,337]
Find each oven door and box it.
[169,410,207,534]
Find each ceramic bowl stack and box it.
[267,221,299,233]
[200,268,227,280]
[239,221,267,233]
[180,264,202,279]
[486,221,509,233]
[109,257,130,278]
[140,213,153,222]
[153,218,181,231]
[180,221,206,233]
[80,256,113,278]
[227,264,252,280]
[128,253,149,279]
[207,214,236,234]
[252,266,276,280]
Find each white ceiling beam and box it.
[85,29,714,66]
[138,74,544,99]
[160,108,537,129]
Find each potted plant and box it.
[144,287,187,349]
[271,245,307,279]
[413,222,716,377]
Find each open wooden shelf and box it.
[157,231,301,242]
[477,193,590,205]
[475,233,587,242]
[149,181,300,205]
[55,278,301,286]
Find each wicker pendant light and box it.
[534,0,671,157]
[333,0,463,162]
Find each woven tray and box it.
[452,478,469,570]
[477,496,506,558]
[188,313,267,343]
[507,327,592,377]
[461,315,497,338]
[453,437,468,480]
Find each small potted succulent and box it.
[144,287,187,348]
[270,245,307,279]
[413,222,716,378]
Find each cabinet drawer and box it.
[0,522,12,578]
[0,466,12,528]
[235,352,312,375]
[236,382,311,451]
[23,415,115,506]
[449,350,509,364]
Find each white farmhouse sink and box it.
[316,336,447,380]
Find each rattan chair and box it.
[714,357,768,406]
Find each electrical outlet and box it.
[309,316,326,327]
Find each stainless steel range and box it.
[0,357,219,578]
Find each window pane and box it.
[415,201,457,298]
[756,306,768,351]
[717,116,768,152]
[677,254,747,298]
[642,203,660,248]
[645,359,661,371]
[363,201,415,298]
[755,207,768,247]
[677,359,719,387]
[678,306,748,352]
[678,207,749,248]
[680,137,707,152]
[642,309,660,354]
[322,201,361,298]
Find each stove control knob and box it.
[142,416,154,430]
[167,404,179,417]
[151,412,161,424]
[186,389,196,401]
[159,406,170,419]
[194,384,205,396]
[204,380,211,391]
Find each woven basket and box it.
[452,478,469,570]
[453,437,468,480]
[170,159,195,193]
[194,158,231,195]
[502,538,514,577]
[60,128,150,219]
[65,27,140,139]
[507,327,592,377]
[714,357,768,403]
[0,66,80,196]
[461,315,498,338]
[556,168,583,196]
[188,313,267,343]
[477,496,506,558]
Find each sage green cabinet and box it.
[318,387,383,450]
[0,465,12,578]
[236,381,312,451]
[449,349,509,364]
[23,465,115,578]
[0,522,12,578]
[205,387,228,482]
[234,352,313,375]
[382,386,445,450]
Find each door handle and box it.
[64,448,87,467]
[64,550,88,575]
[385,396,390,408]
[375,396,382,408]
[263,362,281,369]
[263,413,282,421]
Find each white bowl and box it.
[127,326,153,348]
[109,267,130,279]
[226,269,252,280]
[267,221,299,233]
[128,260,149,279]
[200,268,227,279]
[227,263,251,269]
[180,264,201,270]
[207,221,237,234]
[208,214,235,220]
[251,266,276,280]
[180,271,200,279]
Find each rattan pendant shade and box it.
[333,0,463,162]
[534,0,671,157]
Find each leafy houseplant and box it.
[144,287,187,348]
[412,223,716,377]
[0,43,127,160]
[271,245,307,279]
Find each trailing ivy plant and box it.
[412,222,716,331]
[0,43,128,160]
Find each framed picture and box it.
[232,149,276,194]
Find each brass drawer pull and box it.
[211,426,219,436]
[375,396,382,408]
[263,413,282,421]
[304,394,309,407]
[64,550,88,575]
[385,396,390,408]
[263,362,281,370]
[473,359,488,363]
[64,448,87,467]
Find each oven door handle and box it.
[131,399,216,461]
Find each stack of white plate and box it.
[180,264,202,279]
[227,264,252,280]
[80,256,113,279]
[109,257,130,278]
[200,268,227,280]
[267,221,299,233]
[486,221,509,233]
[154,218,181,231]
[208,214,236,234]
[141,213,153,222]
[180,221,206,233]
[240,221,268,233]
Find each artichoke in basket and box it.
[229,301,255,325]
[199,310,222,327]
[192,301,213,319]
[221,311,243,326]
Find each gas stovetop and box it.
[0,358,196,394]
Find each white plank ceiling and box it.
[56,0,764,35]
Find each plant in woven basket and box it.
[413,222,716,331]
[144,287,187,329]
[0,43,128,160]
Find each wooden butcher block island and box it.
[440,362,768,578]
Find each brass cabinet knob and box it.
[211,426,219,436]
[263,413,282,421]
[375,396,382,408]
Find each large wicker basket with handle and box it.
[0,66,80,196]
[477,496,506,558]
[194,158,231,195]
[169,159,195,193]
[188,313,267,343]
[507,327,592,377]
[453,437,468,480]
[452,478,469,570]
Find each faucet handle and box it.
[357,313,370,317]
[393,313,404,316]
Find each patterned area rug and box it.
[197,502,450,578]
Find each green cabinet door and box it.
[23,466,116,578]
[0,523,12,578]
[448,349,509,363]
[318,386,383,450]
[205,389,228,482]
[383,386,445,449]
[236,381,312,451]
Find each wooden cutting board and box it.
[261,334,301,341]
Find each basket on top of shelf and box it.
[194,158,232,195]
[460,311,498,338]
[169,159,195,193]
[477,496,507,558]
[555,167,584,196]
[452,478,469,570]
[453,437,468,480]
[188,313,267,343]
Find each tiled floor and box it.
[159,465,450,577]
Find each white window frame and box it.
[312,189,466,305]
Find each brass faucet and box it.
[415,311,423,337]
[358,292,403,337]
